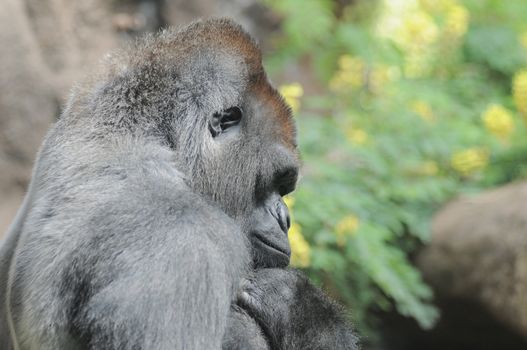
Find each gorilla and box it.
[0,18,359,349]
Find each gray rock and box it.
[418,181,527,338]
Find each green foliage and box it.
[465,25,526,76]
[264,0,527,338]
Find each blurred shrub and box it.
[264,0,527,337]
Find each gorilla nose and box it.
[274,198,291,235]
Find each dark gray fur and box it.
[0,18,358,350]
[235,269,360,350]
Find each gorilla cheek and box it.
[249,195,291,268]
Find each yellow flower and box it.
[345,128,368,145]
[398,11,439,47]
[513,70,527,119]
[451,148,489,176]
[289,223,310,268]
[404,51,431,78]
[282,195,308,267]
[338,55,362,71]
[482,104,514,140]
[283,195,295,209]
[411,100,435,122]
[279,83,304,114]
[335,215,360,247]
[329,55,365,92]
[444,4,469,38]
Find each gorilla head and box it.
[75,18,299,268]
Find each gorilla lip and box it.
[252,231,290,257]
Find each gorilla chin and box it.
[249,195,291,268]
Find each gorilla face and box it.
[135,21,303,270]
[98,20,300,269]
[203,83,300,268]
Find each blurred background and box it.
[2,0,527,348]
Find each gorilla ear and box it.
[209,107,243,137]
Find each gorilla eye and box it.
[209,107,243,137]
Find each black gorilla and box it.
[0,18,358,349]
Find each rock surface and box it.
[0,0,119,233]
[418,181,527,339]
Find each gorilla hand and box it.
[222,305,270,350]
[238,269,360,350]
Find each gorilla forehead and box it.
[166,17,264,76]
[153,18,264,111]
[105,18,263,101]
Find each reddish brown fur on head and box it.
[250,77,297,152]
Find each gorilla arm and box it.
[73,188,251,349]
[239,269,360,350]
[0,141,52,350]
[5,145,250,350]
[0,190,32,350]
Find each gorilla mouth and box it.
[252,232,290,258]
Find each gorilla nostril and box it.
[265,196,290,235]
